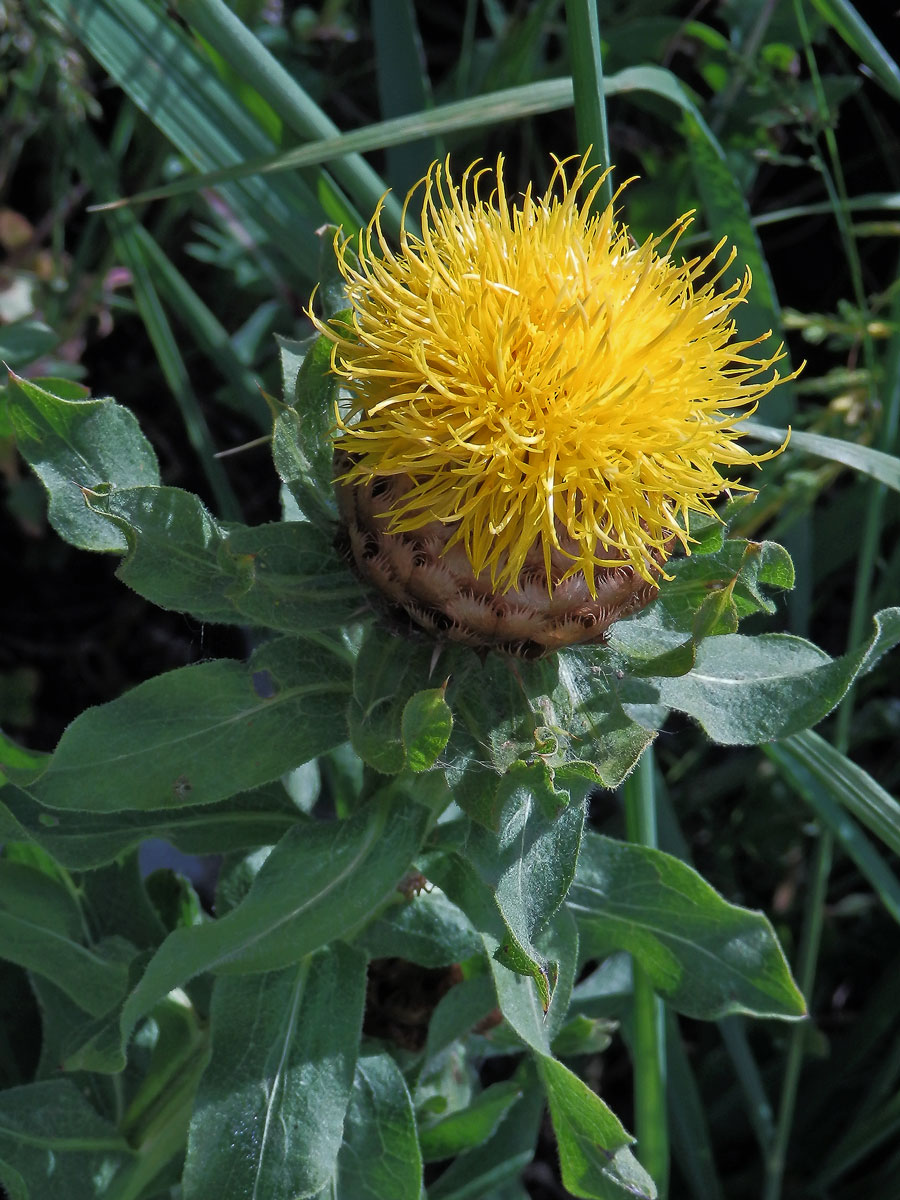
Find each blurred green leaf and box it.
[769,729,900,860]
[809,0,900,102]
[570,834,806,1020]
[746,421,900,492]
[0,320,58,368]
[183,944,366,1200]
[46,0,333,282]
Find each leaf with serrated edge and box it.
[8,372,159,552]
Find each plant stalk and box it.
[624,749,669,1197]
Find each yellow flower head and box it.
[311,154,791,596]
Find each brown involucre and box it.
[335,451,664,659]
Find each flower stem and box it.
[624,748,669,1197]
[564,0,613,209]
[762,829,832,1200]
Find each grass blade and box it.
[372,0,437,192]
[765,741,900,925]
[745,421,900,492]
[564,0,612,206]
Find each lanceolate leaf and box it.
[746,420,900,491]
[26,637,352,812]
[569,834,805,1020]
[117,798,430,1067]
[767,729,900,859]
[182,945,367,1200]
[322,1053,422,1200]
[0,781,303,870]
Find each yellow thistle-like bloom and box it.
[310,155,792,654]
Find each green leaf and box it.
[225,521,365,632]
[538,1055,656,1200]
[446,650,648,817]
[289,331,341,494]
[98,66,741,212]
[356,885,482,968]
[402,686,453,772]
[555,653,656,784]
[271,406,338,531]
[426,1069,544,1200]
[273,329,343,529]
[348,628,438,774]
[425,763,585,1026]
[569,833,806,1020]
[183,944,366,1200]
[7,372,159,552]
[27,637,351,812]
[639,607,900,744]
[117,797,430,1068]
[469,762,585,975]
[87,483,365,631]
[420,1080,522,1162]
[88,485,237,622]
[607,538,794,677]
[0,861,130,1017]
[0,1080,133,1200]
[320,1052,422,1200]
[0,781,303,869]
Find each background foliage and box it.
[1,1,899,1198]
